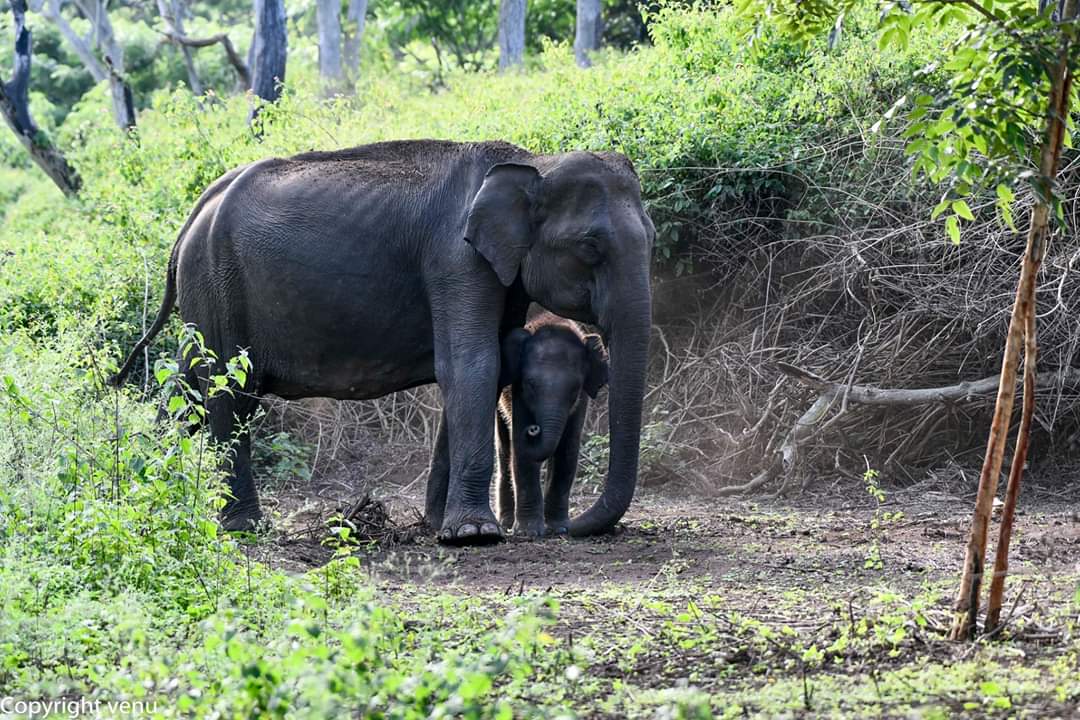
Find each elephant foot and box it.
[221,501,264,533]
[498,512,515,531]
[511,519,548,538]
[543,512,571,537]
[438,513,504,546]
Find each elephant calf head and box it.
[499,314,608,462]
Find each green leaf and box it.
[931,198,951,220]
[952,199,975,221]
[946,215,961,244]
[996,184,1014,203]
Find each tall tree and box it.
[343,0,367,81]
[316,0,343,92]
[250,0,287,106]
[41,0,135,130]
[156,0,202,95]
[497,0,526,70]
[573,0,600,68]
[0,0,80,195]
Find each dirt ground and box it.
[246,472,1080,717]
[258,472,1080,591]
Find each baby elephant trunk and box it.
[520,411,571,461]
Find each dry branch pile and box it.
[642,132,1080,492]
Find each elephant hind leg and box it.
[495,413,514,529]
[205,381,263,532]
[424,411,450,530]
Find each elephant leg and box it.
[424,410,450,530]
[435,352,503,544]
[511,451,546,537]
[545,403,587,536]
[495,413,514,529]
[206,387,262,532]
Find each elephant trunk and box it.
[570,288,651,537]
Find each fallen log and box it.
[717,363,1080,497]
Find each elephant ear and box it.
[583,334,609,399]
[465,162,542,286]
[499,328,531,388]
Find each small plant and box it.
[863,466,903,571]
[578,420,670,493]
[253,430,313,488]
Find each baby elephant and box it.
[497,312,608,536]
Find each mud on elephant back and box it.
[111,139,654,545]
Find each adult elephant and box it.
[112,140,654,544]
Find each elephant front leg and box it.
[511,452,546,537]
[436,350,503,545]
[545,403,587,536]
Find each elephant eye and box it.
[575,237,604,265]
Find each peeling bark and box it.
[250,0,287,106]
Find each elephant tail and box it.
[109,248,178,387]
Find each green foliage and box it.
[0,324,555,714]
[579,420,670,491]
[861,468,903,570]
[734,0,1079,241]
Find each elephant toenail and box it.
[480,522,501,536]
[457,523,479,538]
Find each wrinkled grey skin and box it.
[493,312,607,536]
[112,139,654,545]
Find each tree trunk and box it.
[497,0,526,70]
[948,0,1076,641]
[74,0,135,129]
[250,0,287,106]
[574,0,600,68]
[43,0,106,82]
[156,0,202,95]
[0,0,80,195]
[316,0,343,93]
[44,0,135,130]
[343,0,367,82]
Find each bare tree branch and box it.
[159,30,251,89]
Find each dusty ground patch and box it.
[245,475,1080,718]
